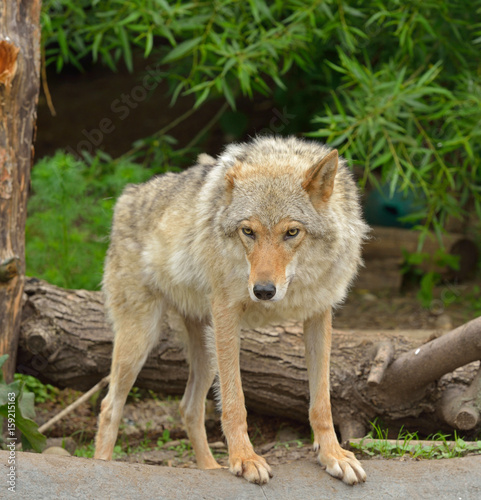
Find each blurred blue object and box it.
[363,183,425,228]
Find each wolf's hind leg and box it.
[94,299,163,460]
[179,318,221,470]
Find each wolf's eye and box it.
[286,228,299,238]
[242,228,254,238]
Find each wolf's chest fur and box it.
[143,238,344,324]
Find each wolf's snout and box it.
[253,282,276,300]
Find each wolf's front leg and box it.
[303,309,366,485]
[212,296,273,484]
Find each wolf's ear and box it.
[225,169,236,190]
[224,166,238,205]
[302,149,338,207]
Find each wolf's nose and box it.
[253,283,276,300]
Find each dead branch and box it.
[377,317,481,404]
[441,368,481,430]
[367,341,394,386]
[38,376,110,434]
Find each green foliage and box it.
[74,441,96,458]
[0,356,46,452]
[156,428,171,448]
[36,1,481,290]
[465,285,481,315]
[402,249,460,308]
[74,428,176,459]
[42,0,317,107]
[26,151,163,289]
[128,387,143,403]
[309,1,481,244]
[352,421,481,459]
[74,441,127,458]
[273,439,305,450]
[13,375,58,404]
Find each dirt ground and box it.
[36,281,481,467]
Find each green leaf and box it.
[57,27,69,59]
[118,26,133,72]
[15,408,46,452]
[99,48,117,72]
[0,379,18,406]
[19,390,36,420]
[118,12,141,26]
[145,30,153,58]
[248,0,274,23]
[325,59,347,74]
[194,87,210,108]
[0,376,46,452]
[222,80,236,110]
[372,151,392,169]
[161,37,202,64]
[92,32,103,62]
[0,354,8,380]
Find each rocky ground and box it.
[6,451,481,500]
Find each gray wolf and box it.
[94,136,369,485]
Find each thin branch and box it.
[118,106,198,161]
[41,45,56,116]
[38,376,110,434]
[185,101,229,150]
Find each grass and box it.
[70,414,481,463]
[74,442,127,459]
[74,428,195,460]
[350,421,481,459]
[166,439,193,458]
[274,439,305,450]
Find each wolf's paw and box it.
[229,453,273,484]
[314,442,366,485]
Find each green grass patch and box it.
[350,421,481,459]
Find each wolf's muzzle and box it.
[253,282,276,300]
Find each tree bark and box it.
[17,278,481,439]
[0,0,41,382]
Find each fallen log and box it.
[17,278,481,439]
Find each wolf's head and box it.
[218,137,342,303]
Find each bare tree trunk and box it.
[0,0,41,382]
[17,278,481,438]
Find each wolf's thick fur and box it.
[95,136,369,485]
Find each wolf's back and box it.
[108,161,216,244]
